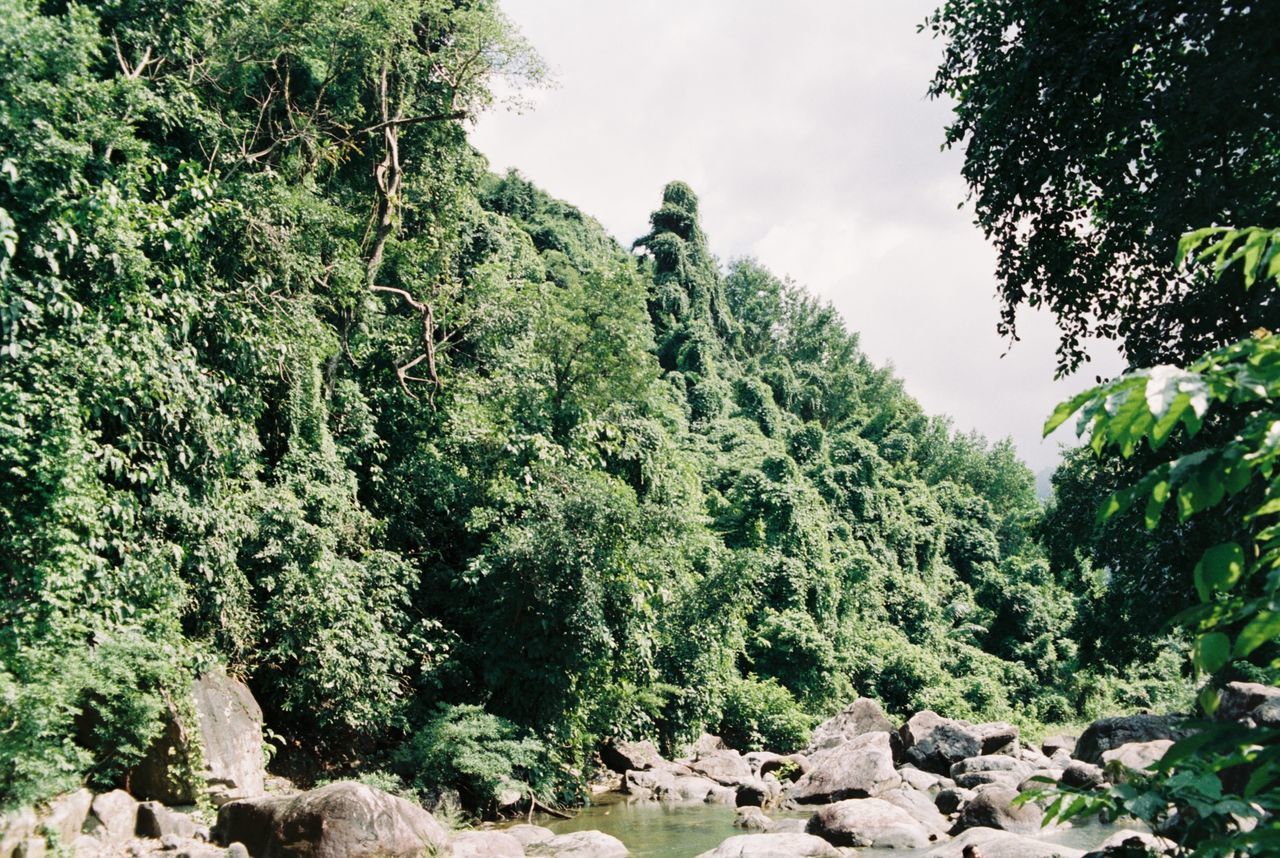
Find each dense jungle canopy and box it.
[8,0,1276,827]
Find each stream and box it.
[518,793,1125,857]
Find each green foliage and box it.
[927,1,1280,372]
[718,676,814,754]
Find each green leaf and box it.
[1045,388,1099,436]
[1200,686,1221,717]
[1194,632,1231,674]
[1144,479,1170,530]
[1233,611,1280,658]
[1193,543,1245,601]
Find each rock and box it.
[953,786,1043,835]
[880,786,950,834]
[137,802,198,840]
[744,752,781,776]
[788,730,900,803]
[950,755,1032,790]
[40,788,91,846]
[1050,748,1074,767]
[12,838,46,858]
[757,754,808,782]
[1042,734,1078,757]
[735,806,771,830]
[805,698,896,754]
[623,768,675,798]
[1255,698,1280,727]
[226,845,250,858]
[600,739,663,774]
[901,712,983,776]
[805,797,934,848]
[215,781,448,858]
[528,830,628,857]
[1018,746,1054,768]
[689,751,753,785]
[976,722,1020,755]
[691,734,728,758]
[1102,739,1173,780]
[1075,715,1186,765]
[694,832,841,857]
[1,807,39,857]
[672,775,719,802]
[764,818,807,834]
[505,825,556,847]
[131,668,267,806]
[734,778,781,808]
[935,786,974,815]
[707,785,738,804]
[1018,770,1063,792]
[160,833,182,850]
[1094,828,1177,854]
[1217,682,1280,723]
[174,846,225,858]
[83,790,138,842]
[1061,760,1107,791]
[451,831,524,857]
[899,764,944,793]
[927,827,1086,858]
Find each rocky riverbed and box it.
[5,677,1280,857]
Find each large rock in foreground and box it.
[927,827,1085,858]
[528,830,629,857]
[1074,715,1185,765]
[215,781,448,858]
[805,797,935,848]
[788,731,900,803]
[695,832,842,857]
[131,668,267,806]
[953,786,1043,835]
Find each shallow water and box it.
[525,793,1123,858]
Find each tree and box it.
[927,0,1280,372]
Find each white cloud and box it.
[474,0,1124,473]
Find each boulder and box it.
[757,754,808,782]
[451,831,524,857]
[1093,828,1177,854]
[600,739,663,774]
[688,751,753,785]
[1256,698,1280,728]
[672,775,720,802]
[976,722,1020,755]
[0,807,39,858]
[952,786,1043,835]
[131,668,267,806]
[1061,761,1107,791]
[927,827,1086,858]
[950,755,1032,790]
[788,731,900,803]
[1102,739,1172,780]
[734,778,781,808]
[743,752,781,776]
[1218,682,1280,723]
[1074,715,1185,765]
[734,806,770,830]
[137,801,198,840]
[83,790,138,842]
[880,787,950,834]
[805,797,934,849]
[764,818,807,835]
[40,788,91,846]
[694,832,842,857]
[1018,770,1063,792]
[901,712,983,775]
[504,825,556,848]
[528,830,628,857]
[1041,734,1078,757]
[935,787,974,815]
[805,698,895,754]
[214,781,447,858]
[899,764,943,793]
[691,734,728,758]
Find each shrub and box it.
[718,675,814,753]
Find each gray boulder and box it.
[805,698,895,754]
[1256,698,1280,727]
[757,754,808,782]
[1061,760,1107,791]
[763,818,807,834]
[1102,739,1172,780]
[600,739,663,774]
[950,755,1032,790]
[734,778,781,808]
[805,797,934,849]
[953,786,1043,835]
[505,825,556,848]
[734,806,771,830]
[451,831,524,857]
[528,830,628,858]
[131,668,267,806]
[927,827,1086,858]
[880,787,950,834]
[688,751,753,785]
[901,711,983,775]
[0,807,38,858]
[1041,734,1077,757]
[788,731,900,803]
[214,781,448,858]
[83,790,137,842]
[1074,715,1186,765]
[137,801,198,839]
[899,764,944,793]
[690,734,728,758]
[1218,682,1280,723]
[695,832,841,857]
[39,788,91,846]
[976,722,1020,755]
[935,786,974,815]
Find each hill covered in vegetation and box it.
[0,0,1184,812]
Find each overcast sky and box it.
[472,1,1124,476]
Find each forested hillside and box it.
[0,0,1185,813]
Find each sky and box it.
[471,1,1125,476]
